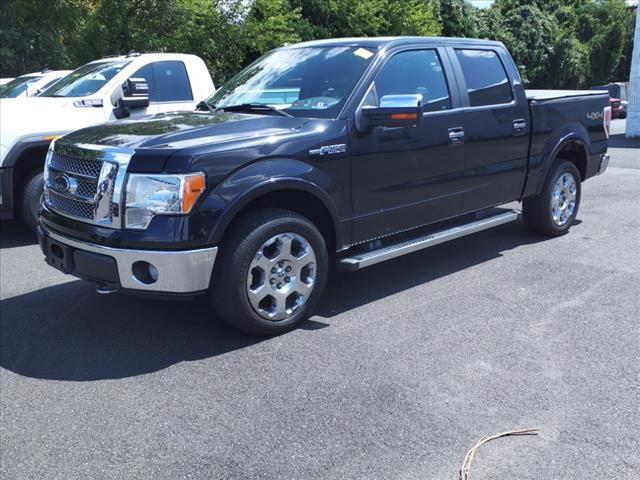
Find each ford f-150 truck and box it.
[0,52,215,228]
[37,37,611,335]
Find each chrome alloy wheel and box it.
[550,172,577,226]
[247,233,317,321]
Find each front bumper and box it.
[598,153,610,176]
[38,224,218,294]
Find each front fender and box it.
[202,158,346,247]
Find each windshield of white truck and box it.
[0,75,40,98]
[39,60,130,98]
[208,46,376,119]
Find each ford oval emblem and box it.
[53,173,71,193]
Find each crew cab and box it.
[37,38,610,335]
[0,52,215,228]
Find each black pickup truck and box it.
[38,37,611,335]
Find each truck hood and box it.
[0,96,102,160]
[61,111,309,150]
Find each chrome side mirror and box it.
[356,94,423,132]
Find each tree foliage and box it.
[478,0,632,88]
[0,0,635,90]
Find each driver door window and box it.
[373,49,451,112]
[124,63,157,117]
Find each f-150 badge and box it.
[309,144,347,156]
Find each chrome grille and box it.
[44,141,133,228]
[76,180,98,199]
[48,191,95,219]
[49,152,103,178]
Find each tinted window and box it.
[152,61,193,102]
[374,50,451,112]
[455,49,513,107]
[129,64,156,101]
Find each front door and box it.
[349,48,467,243]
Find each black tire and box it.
[20,172,44,232]
[210,208,328,336]
[522,160,581,236]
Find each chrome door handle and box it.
[448,127,465,144]
[513,119,527,133]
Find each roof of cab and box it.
[89,53,202,64]
[281,36,505,50]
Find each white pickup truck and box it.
[0,52,215,228]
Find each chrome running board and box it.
[339,209,521,271]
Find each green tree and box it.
[241,0,303,62]
[289,0,440,40]
[435,0,478,38]
[0,0,84,76]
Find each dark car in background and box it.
[590,83,627,119]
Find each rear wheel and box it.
[211,208,328,336]
[20,171,44,232]
[523,160,581,236]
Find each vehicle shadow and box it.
[0,220,37,248]
[316,221,545,318]
[1,220,547,382]
[608,133,640,149]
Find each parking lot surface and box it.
[1,122,639,479]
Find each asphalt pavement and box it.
[1,120,638,479]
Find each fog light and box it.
[132,261,159,285]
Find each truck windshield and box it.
[39,60,130,98]
[0,75,40,98]
[208,46,376,118]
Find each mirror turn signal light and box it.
[181,173,206,213]
[391,113,418,120]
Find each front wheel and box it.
[20,171,44,232]
[211,208,328,336]
[523,160,581,236]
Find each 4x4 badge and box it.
[309,144,347,156]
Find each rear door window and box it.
[152,61,193,102]
[454,49,513,107]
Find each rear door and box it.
[448,47,530,213]
[349,47,467,242]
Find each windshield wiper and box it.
[217,103,293,118]
[196,101,215,112]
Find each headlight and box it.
[125,172,205,229]
[43,140,56,202]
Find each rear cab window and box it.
[454,49,513,107]
[152,61,193,102]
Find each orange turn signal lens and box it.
[181,173,206,213]
[391,113,417,120]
